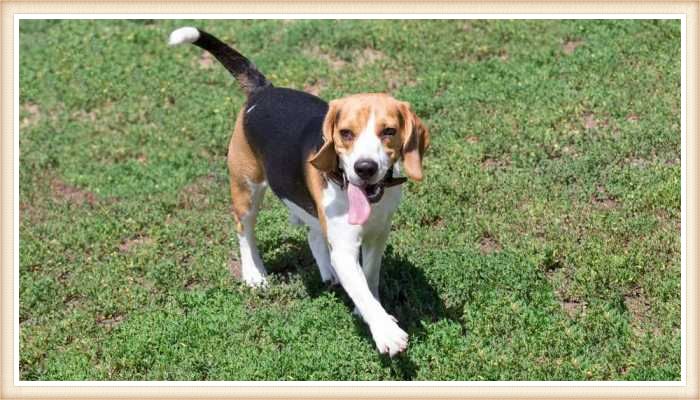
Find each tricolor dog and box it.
[169,27,429,356]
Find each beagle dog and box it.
[169,27,429,356]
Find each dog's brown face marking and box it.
[332,95,403,163]
[310,93,429,182]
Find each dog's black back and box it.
[244,87,327,217]
[170,27,327,217]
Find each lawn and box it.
[19,19,681,380]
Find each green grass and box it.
[19,19,681,381]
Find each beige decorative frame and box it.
[1,1,697,399]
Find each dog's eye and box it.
[381,128,397,137]
[340,129,354,141]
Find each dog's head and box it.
[309,93,430,187]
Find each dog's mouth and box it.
[347,181,384,226]
[363,183,384,203]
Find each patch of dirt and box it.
[119,235,154,253]
[461,21,472,32]
[561,300,586,317]
[303,78,326,96]
[469,46,509,62]
[178,174,216,210]
[556,290,587,318]
[625,153,679,168]
[387,78,400,91]
[479,235,502,255]
[628,158,649,168]
[96,314,125,328]
[72,109,97,123]
[582,112,609,130]
[655,208,673,226]
[51,178,97,206]
[544,144,565,160]
[63,294,84,308]
[481,157,510,169]
[626,113,640,122]
[356,47,385,68]
[618,364,633,376]
[165,95,176,108]
[57,270,71,283]
[133,276,159,296]
[184,276,201,291]
[24,263,42,273]
[303,45,347,70]
[69,101,114,124]
[465,135,480,144]
[20,103,41,129]
[19,316,33,327]
[542,249,563,272]
[561,145,578,158]
[624,287,655,336]
[562,39,584,55]
[419,214,444,228]
[178,253,193,268]
[19,201,42,224]
[229,257,242,279]
[591,185,618,209]
[545,262,587,319]
[428,216,446,229]
[625,291,647,320]
[19,201,31,213]
[383,68,418,94]
[198,51,215,69]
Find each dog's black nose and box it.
[354,159,378,180]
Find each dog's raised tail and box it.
[168,26,270,96]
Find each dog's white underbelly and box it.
[283,199,322,230]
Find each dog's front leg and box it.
[361,227,390,300]
[329,242,408,356]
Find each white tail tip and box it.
[168,27,200,46]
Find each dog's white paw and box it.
[369,315,408,357]
[243,271,267,288]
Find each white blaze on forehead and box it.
[354,112,381,157]
[341,111,391,185]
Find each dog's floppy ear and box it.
[310,100,341,173]
[398,101,430,181]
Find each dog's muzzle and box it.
[326,167,406,204]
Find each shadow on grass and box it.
[261,236,452,380]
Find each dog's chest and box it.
[322,183,402,239]
[282,181,401,239]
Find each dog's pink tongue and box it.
[347,183,371,225]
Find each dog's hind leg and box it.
[232,179,267,287]
[307,228,337,285]
[229,109,268,287]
